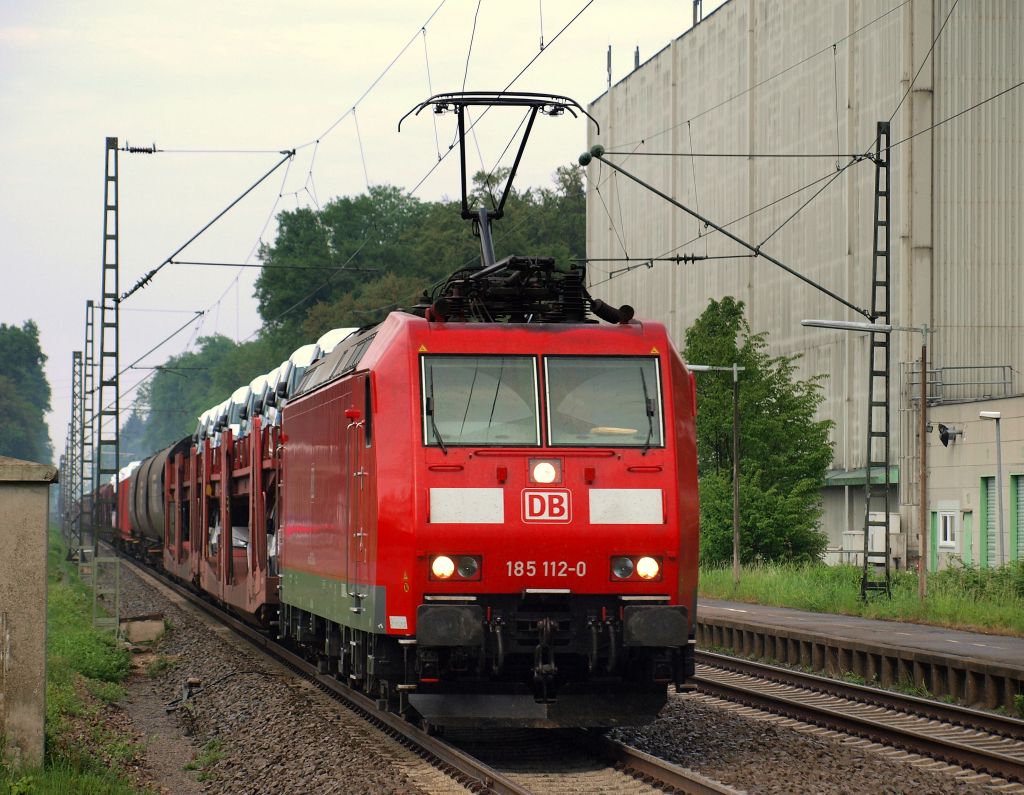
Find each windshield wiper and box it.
[485,362,504,443]
[427,367,448,455]
[639,367,655,456]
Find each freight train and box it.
[100,92,701,728]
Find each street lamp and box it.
[689,363,745,588]
[801,319,931,600]
[979,411,1005,566]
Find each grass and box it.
[184,738,225,782]
[145,655,177,678]
[699,560,1024,636]
[0,531,150,794]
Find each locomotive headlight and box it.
[456,556,480,579]
[431,555,455,579]
[611,556,635,579]
[529,458,562,484]
[636,556,661,580]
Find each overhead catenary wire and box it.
[170,260,380,273]
[123,147,288,155]
[247,0,598,315]
[462,0,483,92]
[590,0,959,292]
[889,78,1024,150]
[100,0,599,436]
[118,150,294,302]
[754,0,976,250]
[406,0,597,198]
[588,71,1024,293]
[601,151,876,158]
[584,164,629,259]
[588,254,756,280]
[300,0,450,149]
[686,122,703,246]
[118,312,205,378]
[757,155,868,248]
[238,0,602,334]
[887,0,960,125]
[352,107,371,191]
[832,44,842,171]
[421,27,443,160]
[586,158,873,290]
[613,0,911,151]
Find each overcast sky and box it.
[0,1,725,459]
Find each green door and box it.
[929,512,939,572]
[981,476,994,568]
[1013,474,1022,562]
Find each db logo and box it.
[522,489,572,523]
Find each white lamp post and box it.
[979,411,1005,566]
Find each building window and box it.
[939,511,957,548]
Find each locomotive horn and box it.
[428,297,450,323]
[591,299,635,325]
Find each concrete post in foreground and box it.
[0,455,58,769]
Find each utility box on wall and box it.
[0,456,58,769]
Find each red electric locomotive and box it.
[277,261,699,727]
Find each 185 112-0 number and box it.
[505,560,587,577]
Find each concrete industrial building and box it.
[584,0,1022,568]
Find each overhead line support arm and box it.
[580,146,873,320]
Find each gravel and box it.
[612,692,1013,794]
[114,564,1013,794]
[115,566,469,795]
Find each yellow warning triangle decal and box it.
[650,346,659,354]
[419,344,428,352]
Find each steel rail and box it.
[115,548,742,794]
[694,653,1024,783]
[696,650,1024,738]
[116,551,531,795]
[567,730,742,795]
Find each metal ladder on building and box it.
[862,121,892,600]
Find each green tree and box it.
[0,320,52,462]
[683,297,832,564]
[254,172,585,336]
[133,334,289,452]
[119,409,149,465]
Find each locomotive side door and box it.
[345,373,374,613]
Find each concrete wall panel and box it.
[0,457,57,769]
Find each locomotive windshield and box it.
[545,356,664,448]
[421,355,540,447]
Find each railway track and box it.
[115,551,738,794]
[693,650,1024,786]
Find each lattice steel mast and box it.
[95,137,120,554]
[862,121,893,599]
